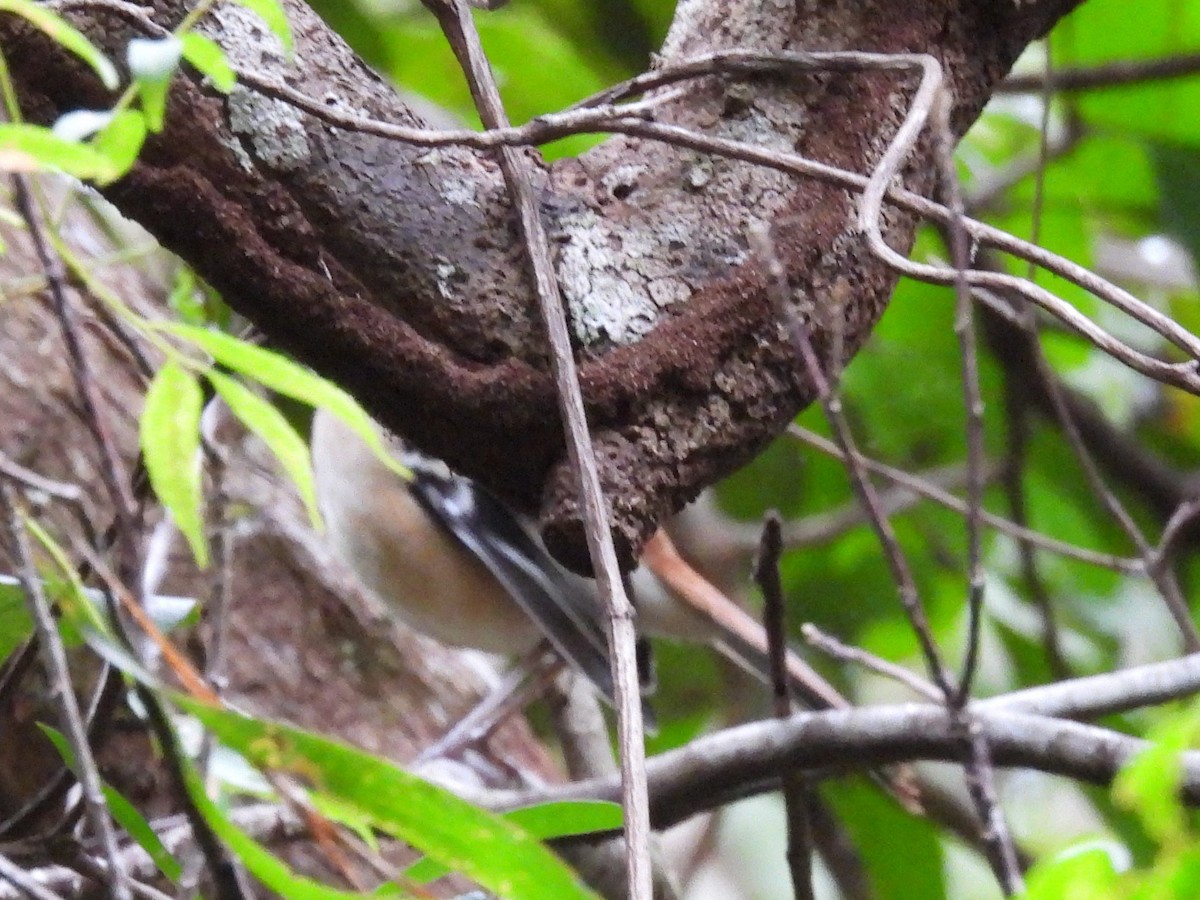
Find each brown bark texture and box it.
[0,1,1080,575]
[0,190,559,863]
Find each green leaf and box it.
[180,699,602,900]
[180,32,237,93]
[21,517,112,641]
[136,76,171,133]
[207,370,321,528]
[406,800,623,883]
[826,777,947,900]
[40,725,183,883]
[0,0,118,89]
[161,324,410,481]
[0,123,121,183]
[91,110,148,177]
[1114,701,1200,844]
[0,576,32,662]
[506,800,623,839]
[19,519,165,684]
[141,360,208,566]
[1022,843,1123,900]
[183,761,410,898]
[230,0,293,53]
[126,37,182,133]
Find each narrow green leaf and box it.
[136,77,171,133]
[207,370,321,528]
[141,361,208,566]
[181,758,410,898]
[180,32,237,93]
[180,700,602,900]
[161,324,410,481]
[1114,701,1200,843]
[103,784,184,881]
[19,518,164,683]
[506,800,623,839]
[407,800,623,883]
[1022,843,1122,899]
[0,0,118,88]
[0,123,121,183]
[21,516,112,640]
[0,576,32,662]
[41,725,183,882]
[230,0,293,52]
[91,110,148,177]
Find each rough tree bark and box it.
[0,192,563,892]
[2,0,1081,572]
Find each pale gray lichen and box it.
[440,176,479,208]
[204,4,290,69]
[435,262,461,301]
[557,207,696,346]
[600,163,648,199]
[227,86,311,172]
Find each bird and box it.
[309,407,846,715]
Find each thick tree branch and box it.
[489,705,1200,831]
[2,0,1083,568]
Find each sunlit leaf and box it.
[0,123,121,182]
[161,324,410,482]
[181,32,237,93]
[189,772,410,897]
[0,576,32,662]
[1114,701,1200,844]
[207,370,321,528]
[1022,843,1123,899]
[180,699,602,900]
[91,110,148,177]
[406,800,624,883]
[141,360,208,566]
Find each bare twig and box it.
[801,624,942,703]
[0,802,302,900]
[414,645,564,767]
[0,453,84,506]
[1000,51,1200,93]
[423,2,651,895]
[787,424,1142,573]
[750,221,953,696]
[0,483,131,900]
[998,39,1072,681]
[196,400,233,782]
[11,176,135,533]
[0,850,65,900]
[640,529,847,710]
[959,717,1022,895]
[753,513,814,900]
[485,703,1200,829]
[985,652,1200,720]
[937,94,988,707]
[939,90,1022,886]
[807,796,871,900]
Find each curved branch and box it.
[3,0,1085,567]
[489,703,1200,830]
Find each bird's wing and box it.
[409,471,618,704]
